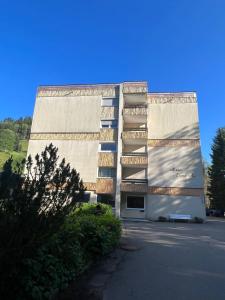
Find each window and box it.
[101,120,118,128]
[100,143,117,152]
[101,98,118,107]
[80,192,90,203]
[97,194,115,207]
[126,196,145,209]
[98,167,116,178]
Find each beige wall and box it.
[122,168,147,180]
[123,145,147,153]
[148,146,204,188]
[27,140,99,182]
[31,95,101,133]
[146,195,206,220]
[148,103,199,139]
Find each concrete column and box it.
[90,192,97,203]
[115,84,124,217]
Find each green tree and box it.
[0,128,17,151]
[0,143,85,299]
[208,127,225,210]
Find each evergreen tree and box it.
[0,143,85,298]
[208,127,225,210]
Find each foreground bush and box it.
[0,142,121,299]
[20,204,121,300]
[0,144,84,299]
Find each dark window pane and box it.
[101,143,116,151]
[97,194,115,207]
[101,120,118,128]
[127,196,144,209]
[80,192,90,202]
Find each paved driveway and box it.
[103,218,225,300]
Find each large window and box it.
[101,120,118,128]
[100,143,117,152]
[126,196,145,209]
[101,98,118,107]
[98,167,116,178]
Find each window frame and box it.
[99,142,117,152]
[98,167,116,178]
[126,195,145,210]
[100,119,118,129]
[101,98,119,107]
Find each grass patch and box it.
[0,151,26,170]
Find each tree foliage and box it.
[0,128,17,151]
[0,116,32,140]
[208,127,225,210]
[0,143,85,299]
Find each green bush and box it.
[21,224,86,300]
[74,202,112,216]
[19,203,121,300]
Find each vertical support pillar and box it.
[90,192,97,204]
[115,84,124,218]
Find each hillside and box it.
[0,117,31,170]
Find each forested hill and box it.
[0,117,32,169]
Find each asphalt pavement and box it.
[103,218,225,300]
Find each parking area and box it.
[103,218,225,300]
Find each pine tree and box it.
[0,143,85,298]
[208,128,225,210]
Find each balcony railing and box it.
[122,130,148,141]
[121,179,148,193]
[122,152,147,156]
[122,179,148,184]
[123,107,147,117]
[96,178,115,194]
[121,155,148,166]
[123,127,147,131]
[124,104,147,108]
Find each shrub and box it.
[21,224,86,300]
[18,204,121,300]
[74,202,112,216]
[0,144,85,299]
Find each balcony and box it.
[123,82,147,94]
[121,153,148,167]
[120,179,148,193]
[96,178,116,194]
[123,82,148,107]
[123,106,147,123]
[98,152,117,167]
[122,128,147,145]
[100,128,118,141]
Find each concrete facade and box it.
[27,82,206,221]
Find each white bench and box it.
[169,214,192,221]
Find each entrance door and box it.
[124,195,145,219]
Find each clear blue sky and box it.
[0,0,224,162]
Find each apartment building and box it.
[27,81,206,220]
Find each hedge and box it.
[19,203,121,300]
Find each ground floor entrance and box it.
[119,192,206,221]
[120,192,146,219]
